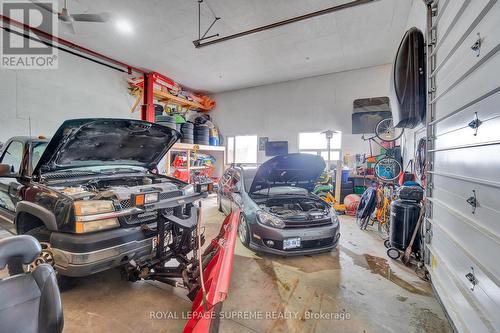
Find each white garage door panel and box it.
[434,50,500,120]
[428,0,500,330]
[434,0,469,53]
[432,202,500,281]
[432,145,500,183]
[430,226,500,313]
[434,113,500,150]
[432,175,500,238]
[428,231,500,332]
[434,0,494,70]
[435,1,500,97]
[434,88,500,138]
[430,266,488,333]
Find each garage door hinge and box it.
[470,33,482,57]
[465,267,478,291]
[466,190,477,214]
[468,112,482,136]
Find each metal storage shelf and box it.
[165,143,226,183]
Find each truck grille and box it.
[122,208,175,225]
[119,190,183,209]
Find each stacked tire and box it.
[181,122,194,144]
[155,115,177,131]
[194,125,210,145]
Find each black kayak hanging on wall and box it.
[390,27,426,129]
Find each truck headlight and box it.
[256,211,285,229]
[131,192,159,206]
[74,200,114,215]
[74,200,119,233]
[75,218,119,233]
[183,184,195,195]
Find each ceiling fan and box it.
[31,0,110,34]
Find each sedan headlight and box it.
[330,208,340,227]
[256,211,285,229]
[74,200,119,233]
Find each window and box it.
[298,131,342,164]
[226,137,235,164]
[226,135,258,164]
[0,141,24,173]
[243,168,257,191]
[31,142,48,173]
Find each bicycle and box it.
[357,181,395,233]
[361,118,404,183]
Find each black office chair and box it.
[0,235,64,333]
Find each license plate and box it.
[283,237,301,250]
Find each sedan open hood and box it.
[248,153,326,194]
[33,118,180,175]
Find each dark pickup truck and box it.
[0,118,207,277]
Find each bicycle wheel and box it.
[375,118,404,142]
[374,157,402,182]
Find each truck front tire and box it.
[7,225,73,289]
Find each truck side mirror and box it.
[0,164,14,177]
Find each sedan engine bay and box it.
[257,196,332,221]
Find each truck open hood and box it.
[33,118,180,174]
[248,153,326,194]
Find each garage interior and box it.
[0,0,498,333]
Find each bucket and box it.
[335,169,349,183]
[209,137,219,146]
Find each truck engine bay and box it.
[48,174,184,201]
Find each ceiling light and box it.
[115,19,133,34]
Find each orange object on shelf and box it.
[127,73,215,111]
[173,169,189,182]
[199,95,216,110]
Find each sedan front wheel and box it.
[238,215,250,247]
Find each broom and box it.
[401,201,425,265]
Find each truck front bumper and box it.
[50,192,207,277]
[50,224,156,277]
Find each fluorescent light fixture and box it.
[115,19,133,34]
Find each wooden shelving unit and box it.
[163,143,225,183]
[153,89,210,111]
[130,88,211,114]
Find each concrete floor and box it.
[0,196,452,333]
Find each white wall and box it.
[212,64,392,163]
[0,51,137,143]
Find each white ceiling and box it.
[29,0,413,93]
